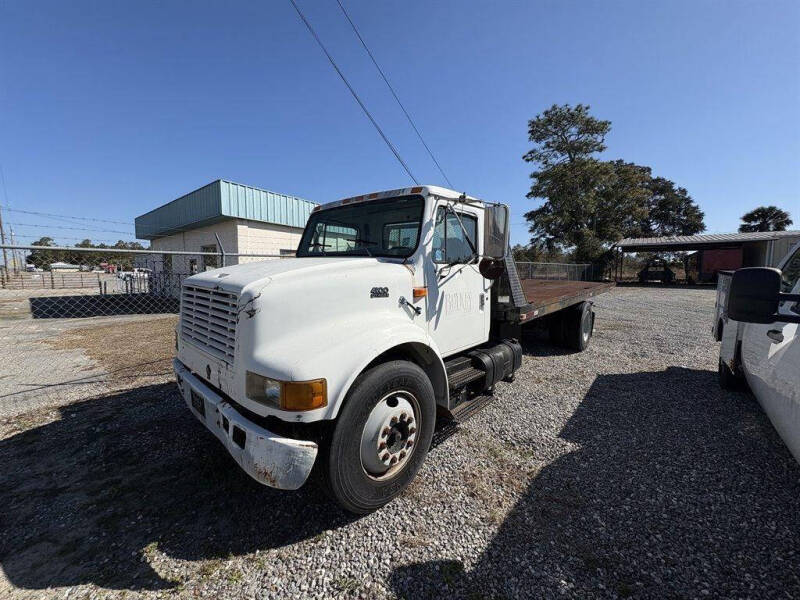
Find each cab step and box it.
[449,394,494,423]
[445,355,486,390]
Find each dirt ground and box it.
[0,288,177,419]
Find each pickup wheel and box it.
[319,360,436,514]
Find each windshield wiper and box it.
[307,241,331,255]
[353,238,377,257]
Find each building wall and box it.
[742,242,768,268]
[235,220,302,263]
[770,235,800,267]
[146,218,303,272]
[149,220,239,274]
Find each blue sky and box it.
[1,0,798,246]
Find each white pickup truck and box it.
[173,185,611,512]
[716,240,800,462]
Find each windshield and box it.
[296,195,425,258]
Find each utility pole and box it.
[0,203,8,277]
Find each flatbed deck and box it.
[521,279,614,320]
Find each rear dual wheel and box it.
[549,301,594,351]
[318,360,436,514]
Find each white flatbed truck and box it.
[174,186,611,513]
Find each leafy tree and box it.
[640,177,705,236]
[523,104,705,264]
[26,237,64,269]
[523,104,614,258]
[739,206,793,232]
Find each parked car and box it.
[638,257,676,283]
[716,240,800,462]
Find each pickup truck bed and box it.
[521,279,614,320]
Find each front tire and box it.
[319,360,436,514]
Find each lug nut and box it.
[382,427,390,437]
[390,456,398,465]
[407,417,414,425]
[406,440,414,448]
[378,442,386,450]
[381,452,390,461]
[390,416,398,425]
[399,451,406,459]
[400,412,408,421]
[409,427,416,435]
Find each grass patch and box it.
[45,315,177,384]
[334,576,360,593]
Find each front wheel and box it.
[318,360,436,514]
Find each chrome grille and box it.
[180,284,238,362]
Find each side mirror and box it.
[483,204,509,260]
[478,257,505,280]
[728,267,781,324]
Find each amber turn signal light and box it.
[282,379,328,411]
[412,287,427,299]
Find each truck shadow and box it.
[390,367,800,598]
[0,383,356,591]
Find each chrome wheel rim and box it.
[581,311,592,342]
[360,390,419,480]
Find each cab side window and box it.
[780,247,800,314]
[432,207,477,264]
[780,247,800,293]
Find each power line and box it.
[2,207,133,226]
[9,222,135,235]
[287,0,419,185]
[335,0,453,188]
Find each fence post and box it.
[50,271,55,289]
[215,233,226,268]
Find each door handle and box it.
[767,329,784,343]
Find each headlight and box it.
[246,372,327,411]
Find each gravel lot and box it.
[1,286,799,599]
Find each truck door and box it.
[426,203,490,356]
[741,244,800,460]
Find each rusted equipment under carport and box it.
[613,230,800,283]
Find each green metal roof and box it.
[135,180,317,239]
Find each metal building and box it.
[615,230,800,283]
[135,180,317,272]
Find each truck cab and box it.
[717,240,800,462]
[173,185,596,513]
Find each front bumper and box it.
[174,359,318,490]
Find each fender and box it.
[301,316,448,420]
[239,310,447,423]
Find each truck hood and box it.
[184,257,390,298]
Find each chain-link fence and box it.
[0,245,597,419]
[0,245,283,419]
[514,262,594,281]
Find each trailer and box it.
[173,185,612,513]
